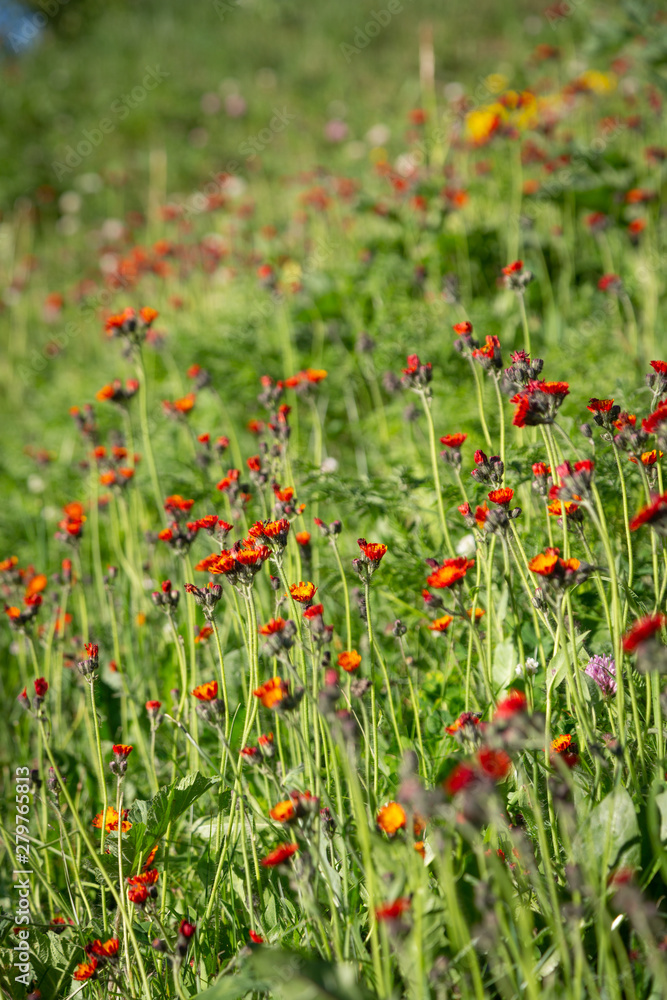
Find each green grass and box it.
[1,1,667,998]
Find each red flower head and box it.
[261,842,299,867]
[357,539,387,562]
[289,581,317,603]
[441,435,470,455]
[598,274,622,293]
[34,677,48,698]
[303,603,324,620]
[629,492,667,534]
[587,398,614,413]
[249,930,264,944]
[452,321,473,335]
[444,762,477,795]
[426,557,474,589]
[502,260,523,275]
[493,689,527,720]
[338,650,362,672]
[192,680,218,701]
[488,487,514,507]
[259,618,286,636]
[376,897,411,921]
[622,614,666,653]
[478,747,511,781]
[74,958,99,981]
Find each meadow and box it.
[1,1,667,997]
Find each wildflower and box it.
[444,762,477,795]
[440,432,467,469]
[338,650,362,672]
[502,260,533,292]
[400,353,432,390]
[488,487,514,507]
[289,581,317,603]
[494,689,527,720]
[127,884,148,906]
[515,657,539,678]
[183,582,223,618]
[49,916,70,934]
[377,801,407,835]
[87,937,120,960]
[261,842,299,867]
[270,800,296,823]
[471,452,500,489]
[446,712,481,739]
[472,335,502,371]
[110,744,133,777]
[440,432,467,448]
[511,380,569,428]
[73,958,99,981]
[163,393,196,417]
[259,732,275,757]
[249,930,264,944]
[598,274,622,294]
[176,920,196,958]
[623,614,666,653]
[92,807,131,833]
[478,747,511,781]
[629,492,667,534]
[584,654,617,696]
[550,734,579,768]
[259,617,287,636]
[428,615,453,632]
[192,680,218,701]
[528,547,588,587]
[376,897,411,921]
[254,677,293,709]
[426,556,473,589]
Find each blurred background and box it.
[1,0,547,212]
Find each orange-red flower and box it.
[92,807,131,833]
[289,581,317,603]
[376,801,407,835]
[254,677,289,709]
[74,957,99,981]
[488,488,514,506]
[259,618,286,636]
[376,897,410,921]
[623,614,666,652]
[478,747,511,780]
[426,557,473,589]
[261,842,299,867]
[192,680,218,701]
[357,539,387,562]
[270,800,296,823]
[528,549,560,575]
[337,650,361,672]
[587,398,614,413]
[88,937,120,959]
[428,615,453,632]
[629,492,667,532]
[440,433,467,448]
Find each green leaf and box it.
[492,639,517,696]
[194,949,373,1000]
[575,787,640,873]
